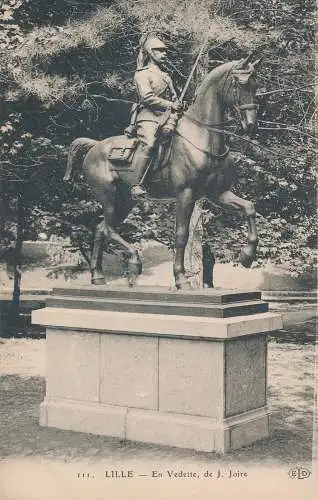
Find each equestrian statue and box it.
[64,34,261,290]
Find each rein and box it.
[175,115,231,159]
[180,112,273,155]
[183,112,233,133]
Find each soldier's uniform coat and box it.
[134,65,178,148]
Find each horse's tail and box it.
[63,137,98,181]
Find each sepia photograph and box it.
[0,1,317,499]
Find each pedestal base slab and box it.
[40,398,269,453]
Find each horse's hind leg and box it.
[90,190,141,285]
[91,218,107,284]
[104,220,142,286]
[217,190,258,268]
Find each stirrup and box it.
[131,185,148,199]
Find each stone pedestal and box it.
[32,286,282,453]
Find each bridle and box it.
[226,65,259,124]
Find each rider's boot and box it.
[130,149,152,199]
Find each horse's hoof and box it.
[175,275,193,290]
[203,282,214,288]
[127,250,142,276]
[91,276,106,285]
[127,277,136,288]
[142,200,151,213]
[178,282,193,291]
[240,248,255,268]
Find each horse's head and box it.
[189,53,261,137]
[223,54,261,136]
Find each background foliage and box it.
[0,0,316,284]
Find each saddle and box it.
[108,109,177,171]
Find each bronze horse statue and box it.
[64,55,260,289]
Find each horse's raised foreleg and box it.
[90,195,141,286]
[218,190,258,268]
[174,188,195,289]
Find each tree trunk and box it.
[0,180,10,242]
[7,192,24,334]
[183,50,211,288]
[184,201,203,288]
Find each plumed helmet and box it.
[143,35,166,55]
[136,34,167,69]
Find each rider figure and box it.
[129,34,183,199]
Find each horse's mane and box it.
[194,60,237,100]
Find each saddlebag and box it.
[108,137,139,163]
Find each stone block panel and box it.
[46,329,100,402]
[225,335,266,417]
[100,334,158,410]
[158,338,224,418]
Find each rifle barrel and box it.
[179,37,234,101]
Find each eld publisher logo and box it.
[288,466,311,480]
